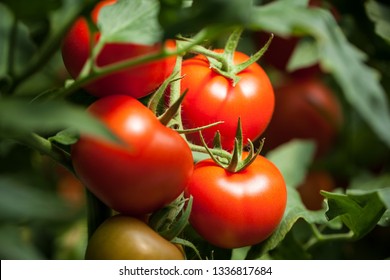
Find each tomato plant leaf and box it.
[266,139,316,189]
[0,176,78,222]
[0,224,45,260]
[365,0,390,44]
[287,36,319,72]
[322,190,386,240]
[48,128,79,145]
[348,173,390,227]
[0,99,117,143]
[0,0,62,21]
[159,0,252,38]
[98,0,162,45]
[250,1,390,148]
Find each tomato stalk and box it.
[199,118,265,173]
[51,26,223,100]
[147,56,226,136]
[184,28,274,86]
[303,223,354,251]
[86,189,112,239]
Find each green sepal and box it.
[158,89,188,126]
[198,118,264,173]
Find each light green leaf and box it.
[48,128,79,145]
[365,0,390,44]
[250,2,390,148]
[98,0,162,45]
[287,36,319,72]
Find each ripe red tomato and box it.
[61,0,176,99]
[297,170,335,210]
[264,77,343,157]
[185,154,287,248]
[180,50,274,151]
[71,95,194,215]
[85,215,185,260]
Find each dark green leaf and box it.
[322,190,386,240]
[1,0,62,20]
[250,1,390,148]
[365,0,390,44]
[159,0,252,38]
[0,99,117,143]
[0,176,77,222]
[98,0,162,45]
[0,4,37,77]
[0,224,44,259]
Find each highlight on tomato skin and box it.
[185,153,287,249]
[61,0,176,99]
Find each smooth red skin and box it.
[180,50,274,151]
[264,77,343,157]
[71,95,194,215]
[185,155,287,249]
[61,0,176,99]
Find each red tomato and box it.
[71,95,194,215]
[264,77,343,157]
[297,170,335,210]
[61,0,176,99]
[185,154,287,248]
[180,50,275,151]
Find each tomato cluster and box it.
[62,0,287,259]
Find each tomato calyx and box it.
[146,57,224,134]
[183,28,273,86]
[148,195,202,259]
[200,118,264,173]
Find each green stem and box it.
[7,16,18,79]
[51,26,220,100]
[167,55,184,130]
[303,223,354,250]
[86,189,111,239]
[222,27,244,71]
[18,133,74,173]
[188,142,231,161]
